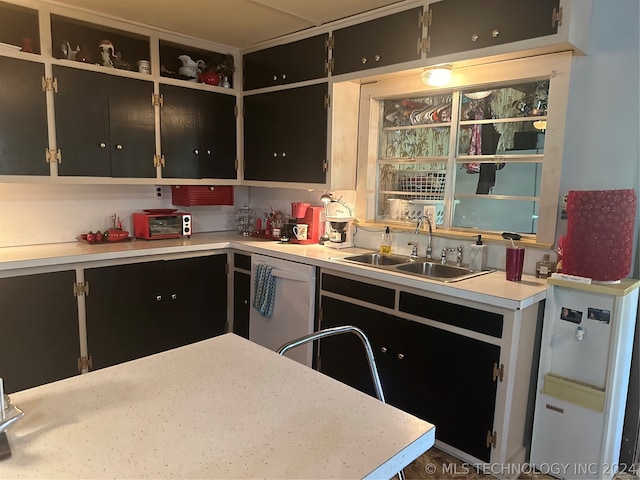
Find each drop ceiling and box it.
[47,0,408,49]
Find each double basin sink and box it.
[337,253,493,283]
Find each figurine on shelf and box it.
[61,41,80,60]
[99,39,115,68]
[178,55,199,81]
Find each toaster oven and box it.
[132,210,192,240]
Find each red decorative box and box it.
[171,186,234,206]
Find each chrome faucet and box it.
[415,216,433,259]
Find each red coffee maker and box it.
[290,202,323,244]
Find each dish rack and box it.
[236,206,256,236]
[397,170,446,200]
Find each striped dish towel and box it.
[253,264,276,318]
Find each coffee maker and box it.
[324,201,355,249]
[288,202,323,244]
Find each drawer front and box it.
[234,252,251,271]
[399,291,503,338]
[321,272,395,309]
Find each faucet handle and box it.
[407,242,418,258]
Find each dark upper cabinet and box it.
[160,84,237,179]
[85,255,228,370]
[244,82,327,183]
[53,65,155,177]
[243,34,329,91]
[331,7,423,75]
[427,0,561,58]
[0,270,80,393]
[0,56,49,175]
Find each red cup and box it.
[506,246,525,282]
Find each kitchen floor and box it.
[402,447,639,479]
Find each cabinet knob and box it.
[273,152,278,157]
[99,142,106,149]
[171,293,177,300]
[381,347,388,354]
[206,149,211,155]
[471,34,479,42]
[492,29,500,38]
[115,144,123,150]
[156,295,162,302]
[273,75,278,81]
[281,74,286,80]
[361,57,367,64]
[397,353,405,360]
[281,152,286,157]
[194,149,199,155]
[243,299,248,305]
[374,55,381,62]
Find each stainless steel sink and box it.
[337,253,494,282]
[340,253,411,266]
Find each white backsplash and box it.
[0,183,248,247]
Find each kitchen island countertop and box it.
[2,333,435,479]
[0,232,548,310]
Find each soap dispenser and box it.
[380,226,392,255]
[468,235,487,271]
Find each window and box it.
[355,52,572,245]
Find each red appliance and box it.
[289,205,324,244]
[171,186,234,206]
[132,210,192,240]
[562,189,636,282]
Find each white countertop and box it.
[0,232,548,310]
[2,334,435,479]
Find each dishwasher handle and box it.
[255,263,309,282]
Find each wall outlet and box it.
[154,186,163,200]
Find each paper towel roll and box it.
[562,189,636,282]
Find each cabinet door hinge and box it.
[153,154,166,168]
[322,160,328,173]
[492,362,504,382]
[234,158,239,171]
[152,93,164,107]
[324,58,334,75]
[486,430,497,448]
[73,281,89,297]
[418,37,431,55]
[77,355,93,372]
[225,263,230,275]
[318,306,323,326]
[324,93,330,108]
[234,104,239,117]
[325,35,334,50]
[552,6,563,28]
[419,8,432,27]
[45,148,61,164]
[41,76,58,93]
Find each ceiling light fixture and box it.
[464,90,493,100]
[421,65,453,87]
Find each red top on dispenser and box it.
[562,189,636,282]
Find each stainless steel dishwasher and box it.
[249,254,316,366]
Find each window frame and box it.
[354,52,573,245]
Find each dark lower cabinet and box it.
[244,83,327,183]
[427,0,561,58]
[319,293,500,463]
[85,255,227,370]
[0,56,49,175]
[160,84,237,179]
[233,271,250,339]
[0,270,80,393]
[53,65,156,177]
